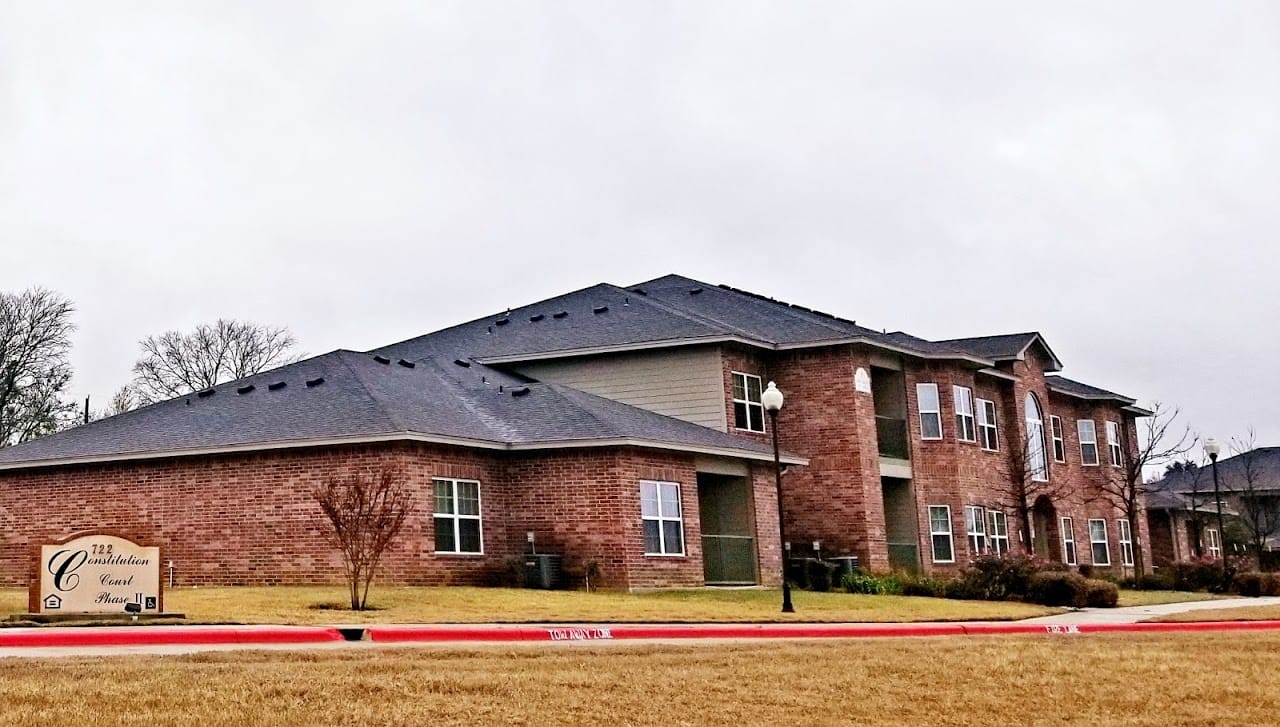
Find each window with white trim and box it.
[917,383,942,440]
[731,372,765,433]
[434,478,483,554]
[1024,393,1048,482]
[1078,420,1099,466]
[977,399,998,451]
[1088,519,1110,565]
[1206,528,1222,559]
[988,510,1010,555]
[929,505,954,563]
[1117,518,1134,567]
[1060,517,1077,566]
[641,481,685,555]
[954,386,976,443]
[965,505,987,556]
[1106,421,1123,467]
[1050,415,1066,463]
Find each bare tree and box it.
[0,288,76,446]
[312,465,414,610]
[1100,402,1196,576]
[84,386,139,423]
[998,423,1070,558]
[1229,430,1280,569]
[131,319,300,403]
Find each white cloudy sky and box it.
[1,2,1277,451]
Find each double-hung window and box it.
[964,505,987,556]
[929,505,954,563]
[1078,420,1099,466]
[1050,415,1066,463]
[1060,517,1077,565]
[953,386,976,443]
[641,481,685,555]
[917,384,943,440]
[1106,421,1123,467]
[1206,528,1222,558]
[1117,519,1134,567]
[1088,519,1110,565]
[731,373,765,432]
[434,478,483,554]
[988,510,1010,555]
[977,399,998,451]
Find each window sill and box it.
[434,551,485,557]
[643,553,687,558]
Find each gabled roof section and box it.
[0,349,798,471]
[935,332,1063,372]
[1148,448,1280,500]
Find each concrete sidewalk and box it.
[1021,596,1280,624]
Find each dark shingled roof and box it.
[935,332,1062,371]
[1045,376,1137,405]
[0,349,785,469]
[1148,448,1280,500]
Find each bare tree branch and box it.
[1229,429,1280,568]
[131,319,300,404]
[0,287,76,446]
[312,465,414,610]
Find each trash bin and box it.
[524,554,563,589]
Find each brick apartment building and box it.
[0,274,1150,589]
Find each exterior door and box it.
[698,474,757,585]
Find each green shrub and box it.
[901,575,950,598]
[942,577,985,601]
[1171,557,1223,592]
[1134,572,1175,591]
[841,571,904,595]
[1083,578,1119,607]
[1026,571,1089,607]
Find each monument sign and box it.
[29,532,163,615]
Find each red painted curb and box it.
[0,626,344,648]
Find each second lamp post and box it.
[761,381,794,613]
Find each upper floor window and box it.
[1050,415,1066,463]
[641,481,685,556]
[434,478,483,554]
[1106,421,1123,467]
[1078,420,1099,466]
[1024,393,1048,482]
[917,383,943,440]
[731,372,765,432]
[977,399,998,451]
[953,386,976,443]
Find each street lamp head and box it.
[761,381,784,413]
[1204,437,1221,461]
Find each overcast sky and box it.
[2,2,1277,454]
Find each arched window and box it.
[1024,393,1048,482]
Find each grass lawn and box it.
[1146,604,1280,622]
[1116,589,1224,607]
[1,633,1278,725]
[0,586,1059,625]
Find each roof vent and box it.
[372,355,391,365]
[196,388,215,398]
[552,311,568,319]
[237,385,255,395]
[593,305,608,315]
[397,359,415,368]
[529,313,545,322]
[268,381,287,391]
[495,318,510,326]
[689,287,703,295]
[305,377,325,387]
[633,287,647,296]
[510,386,530,397]
[624,297,629,306]
[454,359,471,368]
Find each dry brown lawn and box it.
[0,633,1278,725]
[1115,589,1223,607]
[1,586,1059,624]
[1147,604,1280,622]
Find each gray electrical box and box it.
[524,553,563,589]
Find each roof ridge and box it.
[415,357,520,442]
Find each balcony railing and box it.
[876,416,910,460]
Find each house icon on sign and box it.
[43,594,62,610]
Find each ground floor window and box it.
[988,510,1010,555]
[965,505,987,556]
[641,481,685,555]
[1088,519,1110,566]
[434,478,482,554]
[1206,528,1222,559]
[1118,518,1134,567]
[929,505,954,563]
[1060,517,1077,566]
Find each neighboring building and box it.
[0,274,1150,589]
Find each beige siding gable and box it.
[515,347,727,431]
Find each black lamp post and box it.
[761,381,794,613]
[1204,438,1229,587]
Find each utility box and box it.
[524,554,563,589]
[828,556,860,579]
